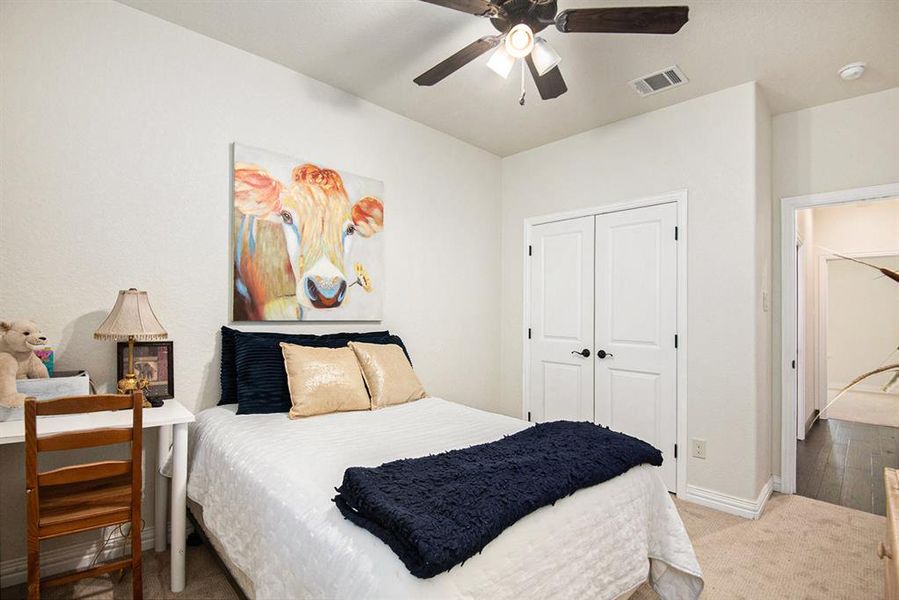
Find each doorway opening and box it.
[780,183,899,515]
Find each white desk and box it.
[0,399,195,593]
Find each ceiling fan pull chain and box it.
[519,59,526,106]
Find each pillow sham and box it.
[232,329,411,415]
[348,342,427,409]
[280,343,370,419]
[220,326,409,406]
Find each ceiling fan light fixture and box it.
[486,45,516,79]
[413,2,691,105]
[505,23,535,59]
[531,37,561,76]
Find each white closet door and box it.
[594,203,677,491]
[529,217,595,423]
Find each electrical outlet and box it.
[691,438,707,460]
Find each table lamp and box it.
[94,288,167,399]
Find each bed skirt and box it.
[188,499,256,600]
[187,498,640,600]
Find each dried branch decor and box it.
[819,248,899,413]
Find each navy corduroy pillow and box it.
[220,326,399,405]
[229,328,411,415]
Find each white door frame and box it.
[796,234,806,441]
[522,189,689,498]
[816,252,827,419]
[779,181,899,494]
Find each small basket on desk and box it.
[0,371,92,422]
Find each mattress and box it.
[187,398,703,599]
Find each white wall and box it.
[500,82,772,501]
[0,0,502,576]
[771,87,899,475]
[813,200,899,255]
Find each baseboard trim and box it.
[0,527,153,588]
[683,476,773,520]
[772,475,783,493]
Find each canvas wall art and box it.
[232,144,384,321]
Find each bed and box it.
[187,397,703,599]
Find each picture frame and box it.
[116,341,174,400]
[231,143,384,322]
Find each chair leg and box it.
[26,483,40,600]
[26,535,39,600]
[132,520,143,600]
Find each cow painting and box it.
[231,144,384,321]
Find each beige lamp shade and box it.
[94,288,167,341]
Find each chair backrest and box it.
[24,392,143,516]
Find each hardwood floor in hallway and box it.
[796,416,898,515]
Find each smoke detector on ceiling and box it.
[838,62,866,81]
[630,65,688,97]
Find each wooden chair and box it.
[25,392,144,600]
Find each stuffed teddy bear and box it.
[0,319,49,408]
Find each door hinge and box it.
[527,328,532,339]
[527,411,532,422]
[674,226,679,240]
[528,245,532,256]
[674,334,678,349]
[792,359,796,369]
[674,443,678,459]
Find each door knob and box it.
[597,349,614,359]
[571,349,591,358]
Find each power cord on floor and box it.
[89,519,145,583]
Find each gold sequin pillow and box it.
[280,343,371,419]
[348,342,427,409]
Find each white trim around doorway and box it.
[779,182,899,495]
[521,189,689,499]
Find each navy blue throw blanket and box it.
[333,421,662,578]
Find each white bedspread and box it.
[187,398,703,599]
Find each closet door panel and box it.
[528,217,595,422]
[595,203,677,491]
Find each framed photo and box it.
[117,341,174,400]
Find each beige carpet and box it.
[1,494,885,599]
[635,494,884,599]
[825,389,899,428]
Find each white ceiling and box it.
[118,0,899,156]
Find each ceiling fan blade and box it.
[556,6,689,34]
[418,0,500,18]
[525,55,568,100]
[414,35,502,86]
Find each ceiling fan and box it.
[414,0,689,104]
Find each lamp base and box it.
[117,374,152,408]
